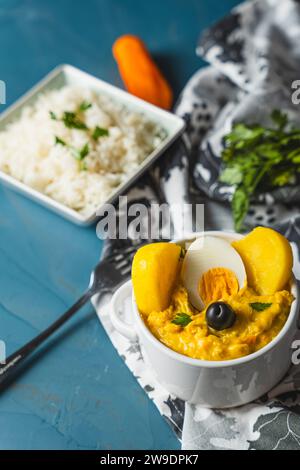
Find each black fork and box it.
[0,245,137,388]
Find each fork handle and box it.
[0,289,93,388]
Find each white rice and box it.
[0,85,165,216]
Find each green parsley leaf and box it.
[72,143,89,161]
[54,136,67,146]
[269,169,295,187]
[250,302,272,312]
[92,126,109,140]
[219,166,243,185]
[232,187,249,232]
[79,160,88,171]
[78,101,92,112]
[171,312,192,327]
[226,123,264,144]
[287,148,300,163]
[79,143,89,160]
[62,111,88,130]
[49,111,57,120]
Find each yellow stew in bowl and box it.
[132,227,295,361]
[145,285,293,361]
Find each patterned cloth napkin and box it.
[94,0,300,450]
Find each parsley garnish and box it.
[250,302,272,312]
[78,101,92,112]
[79,160,88,171]
[49,108,108,135]
[220,110,300,231]
[172,312,192,327]
[62,111,87,130]
[55,136,89,169]
[49,111,57,120]
[92,126,109,140]
[72,143,89,161]
[55,136,67,146]
[50,104,108,169]
[50,109,87,130]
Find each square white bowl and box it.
[0,64,185,225]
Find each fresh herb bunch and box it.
[219,110,300,231]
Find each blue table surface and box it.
[1,0,240,450]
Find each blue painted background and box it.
[0,0,240,450]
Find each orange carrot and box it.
[112,35,173,110]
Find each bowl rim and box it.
[132,230,300,368]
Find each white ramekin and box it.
[110,231,300,408]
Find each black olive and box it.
[206,302,236,331]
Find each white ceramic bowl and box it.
[110,231,300,408]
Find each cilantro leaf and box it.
[79,143,89,160]
[72,143,89,161]
[92,126,109,140]
[54,136,67,146]
[219,166,243,185]
[224,123,265,147]
[62,111,88,130]
[250,302,272,312]
[171,312,192,327]
[78,101,92,112]
[269,168,295,186]
[79,160,88,171]
[232,187,250,232]
[49,111,57,120]
[50,108,88,130]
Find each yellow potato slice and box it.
[232,227,293,295]
[132,242,181,316]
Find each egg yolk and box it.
[198,267,239,305]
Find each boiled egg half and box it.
[181,236,246,310]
